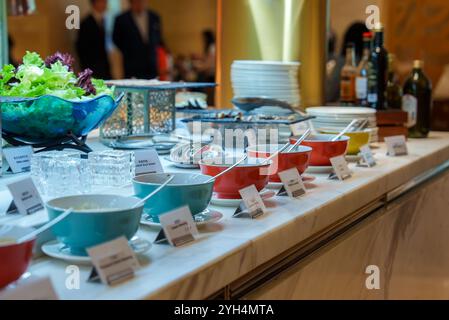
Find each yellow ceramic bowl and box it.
[322,131,371,155]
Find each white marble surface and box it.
[1,132,449,300]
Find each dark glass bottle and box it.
[368,24,388,110]
[403,60,432,138]
[386,54,403,109]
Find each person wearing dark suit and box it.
[75,0,112,79]
[113,0,162,79]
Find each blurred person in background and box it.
[157,40,173,81]
[76,0,111,79]
[326,30,340,103]
[8,35,17,67]
[194,29,216,83]
[340,22,369,64]
[113,0,162,79]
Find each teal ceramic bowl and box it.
[46,195,144,256]
[133,173,215,223]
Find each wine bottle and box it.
[356,32,372,106]
[386,54,403,109]
[403,60,432,138]
[368,23,388,110]
[340,43,357,105]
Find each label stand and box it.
[6,201,19,215]
[357,157,375,168]
[154,229,170,245]
[233,202,263,219]
[328,172,339,180]
[277,186,289,197]
[328,172,352,181]
[87,268,101,284]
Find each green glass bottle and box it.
[386,54,403,109]
[402,60,432,138]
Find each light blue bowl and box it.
[0,94,123,142]
[133,173,214,223]
[46,195,143,256]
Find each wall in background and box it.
[329,0,385,55]
[218,0,326,109]
[385,0,449,86]
[330,0,448,87]
[8,0,90,62]
[147,0,216,57]
[7,0,216,78]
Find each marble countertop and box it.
[1,132,449,300]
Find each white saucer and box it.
[305,166,334,174]
[41,238,152,265]
[140,210,224,228]
[164,157,200,169]
[210,189,276,207]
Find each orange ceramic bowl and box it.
[247,144,312,183]
[200,157,270,199]
[0,226,35,288]
[290,134,350,166]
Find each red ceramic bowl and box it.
[247,144,312,183]
[200,158,271,199]
[0,226,35,289]
[290,134,350,167]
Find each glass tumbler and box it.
[88,150,135,187]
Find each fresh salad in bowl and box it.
[0,51,113,99]
[0,52,122,141]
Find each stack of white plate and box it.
[231,60,301,107]
[306,107,379,142]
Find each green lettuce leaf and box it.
[0,51,114,100]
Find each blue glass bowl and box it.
[0,94,123,142]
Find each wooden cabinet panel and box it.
[245,170,449,300]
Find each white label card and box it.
[359,145,377,167]
[7,178,44,215]
[278,168,307,199]
[239,185,267,219]
[330,155,352,181]
[3,146,33,174]
[402,94,418,128]
[0,277,59,300]
[159,206,198,247]
[385,135,408,156]
[87,237,140,286]
[134,149,164,175]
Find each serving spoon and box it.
[16,208,74,244]
[287,128,312,153]
[331,119,359,142]
[255,129,312,164]
[259,143,291,165]
[205,154,248,184]
[133,175,175,208]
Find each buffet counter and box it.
[1,132,449,300]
